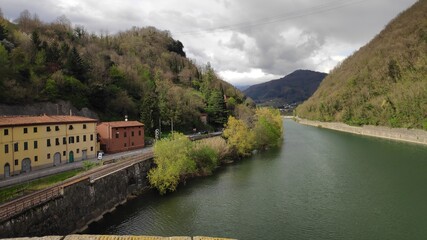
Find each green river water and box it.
[87,119,427,239]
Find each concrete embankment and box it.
[296,118,427,146]
[5,234,236,240]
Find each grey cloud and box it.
[0,0,418,84]
[219,32,246,51]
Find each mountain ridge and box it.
[244,69,327,106]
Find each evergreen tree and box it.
[140,78,160,137]
[0,44,10,81]
[0,23,8,41]
[206,90,227,127]
[31,31,41,50]
[46,42,61,72]
[65,47,87,82]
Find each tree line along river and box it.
[87,119,427,240]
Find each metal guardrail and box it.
[0,150,154,223]
[0,185,62,221]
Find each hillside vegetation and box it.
[244,70,326,106]
[0,10,246,135]
[296,0,427,130]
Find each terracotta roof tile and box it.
[0,115,98,127]
[98,121,144,128]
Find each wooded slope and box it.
[296,0,427,130]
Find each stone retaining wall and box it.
[296,118,427,146]
[0,159,154,238]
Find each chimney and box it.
[125,115,128,121]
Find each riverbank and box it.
[295,117,427,146]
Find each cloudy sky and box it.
[0,0,418,86]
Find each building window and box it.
[14,143,18,152]
[124,131,127,138]
[47,153,51,159]
[63,137,66,145]
[34,156,38,162]
[33,127,37,133]
[4,144,9,154]
[124,143,127,147]
[77,136,80,143]
[138,130,141,136]
[23,128,28,134]
[83,135,86,142]
[77,149,80,153]
[69,125,73,130]
[4,129,9,136]
[55,138,60,146]
[132,142,134,146]
[55,126,60,131]
[90,146,93,151]
[69,136,74,144]
[14,159,18,166]
[63,151,66,156]
[24,142,28,150]
[83,124,87,129]
[115,132,119,138]
[34,141,38,149]
[90,134,94,141]
[47,126,51,132]
[47,139,51,147]
[131,131,134,137]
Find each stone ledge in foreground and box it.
[1,235,237,240]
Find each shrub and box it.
[253,108,283,149]
[223,116,254,157]
[148,132,195,195]
[197,137,229,162]
[190,145,218,175]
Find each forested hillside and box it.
[296,0,427,130]
[0,10,247,135]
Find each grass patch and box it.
[0,169,83,204]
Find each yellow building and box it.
[0,115,98,179]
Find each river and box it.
[87,119,427,239]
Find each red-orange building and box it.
[96,121,144,153]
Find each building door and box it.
[4,163,10,178]
[82,150,87,160]
[69,151,74,163]
[21,158,31,173]
[54,152,61,166]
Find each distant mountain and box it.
[235,85,251,91]
[296,0,427,130]
[243,70,327,107]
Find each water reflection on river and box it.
[87,119,427,240]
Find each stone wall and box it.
[296,118,427,146]
[0,159,154,238]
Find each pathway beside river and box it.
[296,117,427,146]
